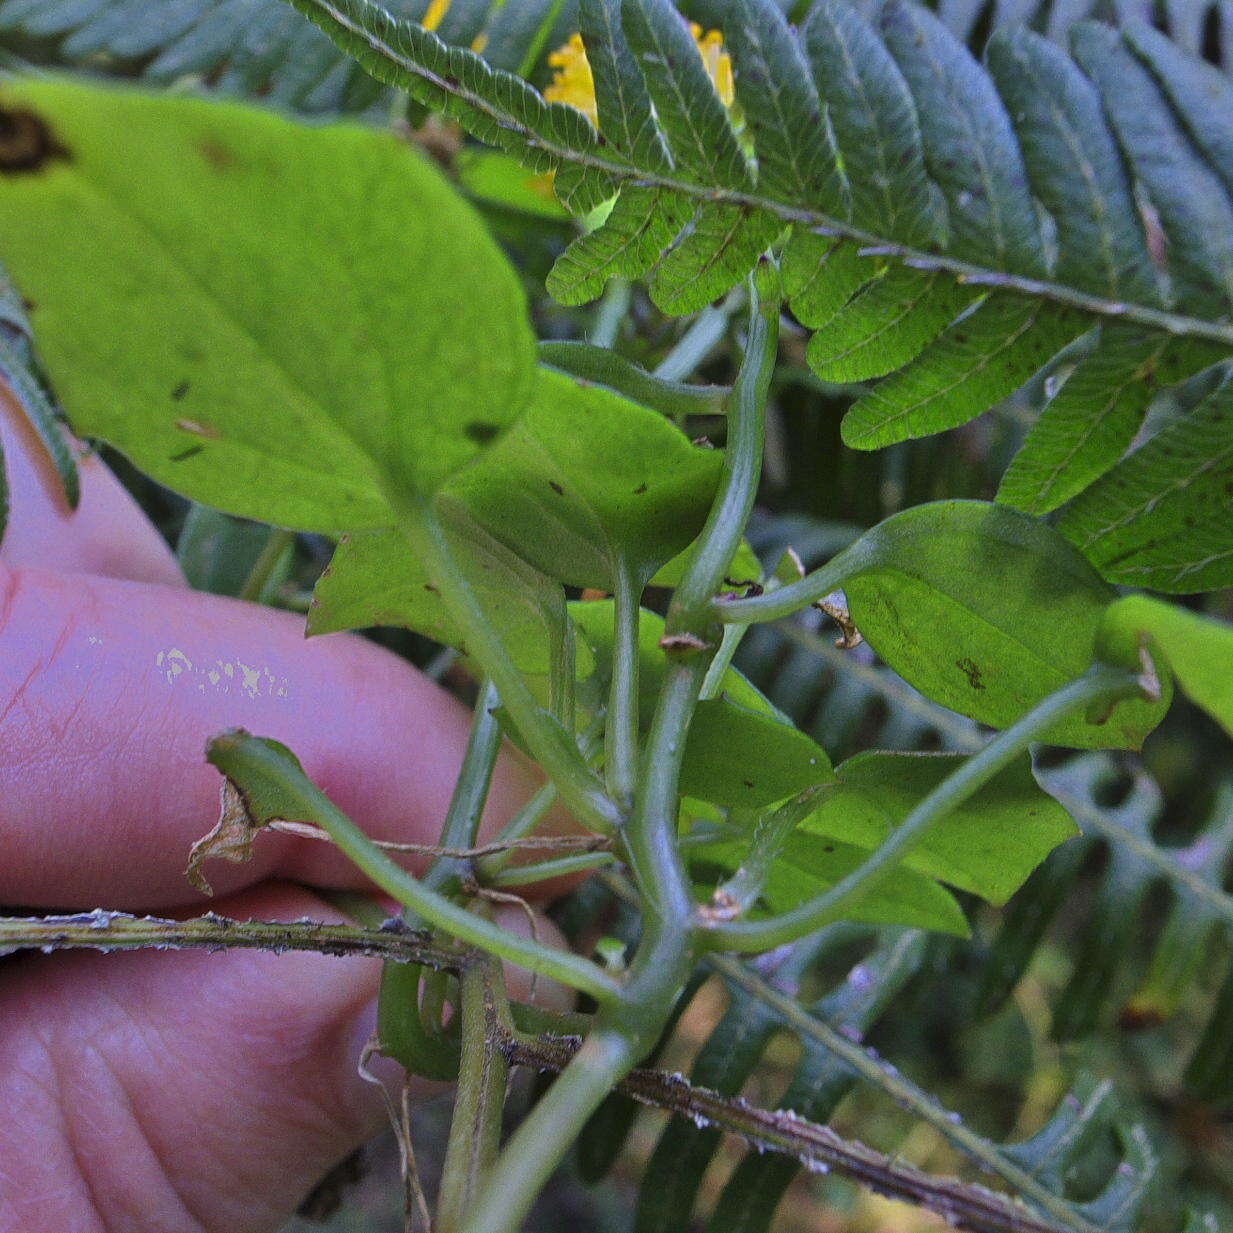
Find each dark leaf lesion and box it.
[0,105,70,174]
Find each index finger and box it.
[0,561,565,909]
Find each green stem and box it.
[706,787,827,920]
[475,715,605,881]
[427,678,503,894]
[487,850,615,888]
[460,1029,638,1233]
[462,280,779,1232]
[700,666,1145,951]
[605,560,641,811]
[380,678,503,1080]
[666,280,776,634]
[654,294,742,382]
[396,495,621,835]
[699,623,747,699]
[590,277,631,348]
[238,527,295,603]
[461,916,693,1233]
[711,535,874,624]
[438,960,513,1233]
[539,341,728,418]
[625,657,705,921]
[214,732,622,1001]
[473,782,558,879]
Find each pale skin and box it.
[0,388,568,1233]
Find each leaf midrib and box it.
[296,0,1233,348]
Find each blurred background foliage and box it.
[1,0,1230,1228]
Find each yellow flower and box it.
[545,33,600,127]
[422,0,451,32]
[692,25,735,108]
[544,23,735,131]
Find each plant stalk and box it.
[437,959,513,1233]
[395,492,622,835]
[605,559,641,811]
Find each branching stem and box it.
[699,666,1146,950]
[215,731,622,1001]
[396,493,622,835]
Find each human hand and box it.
[0,389,566,1232]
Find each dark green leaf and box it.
[996,327,1223,514]
[1058,372,1233,592]
[621,0,748,188]
[841,501,1170,747]
[800,0,936,246]
[841,297,1087,449]
[986,28,1160,304]
[879,0,1044,274]
[806,266,979,384]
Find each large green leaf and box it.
[0,76,535,531]
[678,697,834,809]
[841,501,1169,748]
[803,751,1078,904]
[450,366,722,589]
[1101,595,1233,740]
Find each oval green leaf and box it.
[0,76,536,530]
[843,501,1169,748]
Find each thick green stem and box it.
[605,560,641,811]
[396,495,621,835]
[437,960,513,1233]
[700,666,1146,951]
[625,658,705,921]
[666,281,777,635]
[460,1029,638,1233]
[461,280,780,1232]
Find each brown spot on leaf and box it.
[169,445,204,462]
[198,139,233,170]
[955,657,985,690]
[171,380,190,401]
[548,480,565,495]
[176,417,222,439]
[0,105,70,174]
